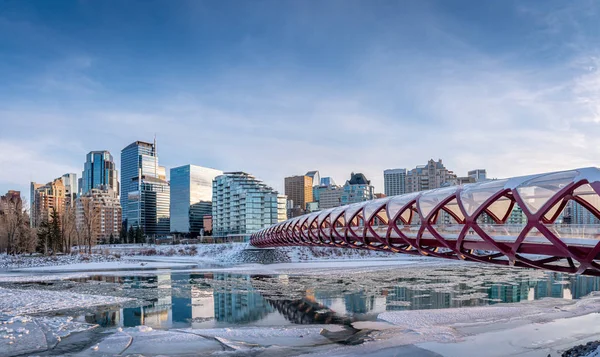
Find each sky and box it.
[0,0,599,202]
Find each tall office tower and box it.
[61,173,78,204]
[81,151,119,195]
[340,172,375,206]
[212,172,286,238]
[284,174,314,217]
[468,169,487,182]
[76,188,122,243]
[406,159,457,193]
[170,165,223,234]
[120,140,168,230]
[384,168,407,197]
[127,176,170,236]
[30,177,67,227]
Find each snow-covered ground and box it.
[95,242,398,263]
[13,260,198,273]
[0,253,123,270]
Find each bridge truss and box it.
[251,168,600,276]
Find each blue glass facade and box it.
[127,177,170,236]
[120,141,157,224]
[170,165,223,234]
[82,151,119,195]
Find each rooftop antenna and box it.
[154,134,158,179]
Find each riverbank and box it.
[1,243,400,271]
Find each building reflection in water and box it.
[80,270,600,328]
[384,272,600,311]
[213,274,273,324]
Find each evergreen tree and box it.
[49,208,62,254]
[119,223,127,244]
[109,233,115,245]
[135,226,144,244]
[127,226,135,244]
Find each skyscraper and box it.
[127,177,170,236]
[384,169,407,197]
[284,174,314,217]
[81,151,119,195]
[212,172,286,238]
[121,140,169,235]
[170,165,223,234]
[121,141,157,222]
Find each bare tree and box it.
[0,198,30,255]
[77,196,100,254]
[61,204,77,253]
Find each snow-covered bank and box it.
[97,242,399,264]
[13,260,197,273]
[0,253,122,270]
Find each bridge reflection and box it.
[80,270,600,328]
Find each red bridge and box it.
[251,168,600,276]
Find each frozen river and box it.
[2,258,600,356]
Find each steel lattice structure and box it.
[251,167,600,276]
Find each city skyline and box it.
[1,1,599,203]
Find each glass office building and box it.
[121,141,157,223]
[212,172,286,237]
[127,176,170,236]
[121,140,169,235]
[81,151,119,195]
[170,165,223,234]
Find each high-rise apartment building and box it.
[76,188,122,243]
[384,169,407,197]
[81,151,119,195]
[468,169,487,182]
[340,173,375,206]
[212,172,286,237]
[170,165,223,234]
[284,174,314,217]
[406,159,457,193]
[30,178,67,227]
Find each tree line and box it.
[0,198,147,255]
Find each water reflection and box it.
[78,270,600,329]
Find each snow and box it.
[13,261,197,273]
[0,253,123,270]
[0,287,133,315]
[586,346,600,357]
[0,315,96,357]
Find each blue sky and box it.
[1,0,599,201]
